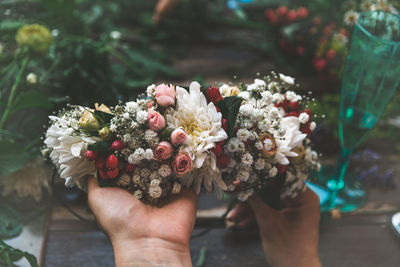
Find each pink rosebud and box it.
[147,100,155,109]
[171,129,188,145]
[147,109,166,131]
[154,141,173,161]
[155,84,175,107]
[172,152,193,177]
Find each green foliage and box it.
[0,140,31,176]
[88,141,111,154]
[0,204,22,239]
[0,239,38,267]
[10,90,53,115]
[217,96,243,138]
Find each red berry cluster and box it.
[275,99,313,135]
[86,139,136,180]
[265,6,308,24]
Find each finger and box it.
[237,215,255,229]
[226,202,251,222]
[153,0,180,24]
[247,194,278,223]
[87,176,99,193]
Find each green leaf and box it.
[195,246,207,267]
[0,140,30,176]
[94,110,114,124]
[88,141,110,153]
[0,240,39,267]
[0,20,25,31]
[217,96,243,138]
[10,90,53,116]
[0,203,23,239]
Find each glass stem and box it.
[327,148,352,191]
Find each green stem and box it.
[0,56,30,129]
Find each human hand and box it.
[153,0,181,24]
[87,176,197,267]
[226,187,321,267]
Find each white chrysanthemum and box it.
[126,101,138,113]
[158,164,172,177]
[181,155,227,198]
[145,149,154,160]
[237,188,254,201]
[172,182,182,194]
[237,128,250,142]
[273,117,307,165]
[136,110,148,125]
[269,167,278,178]
[344,10,359,26]
[254,158,265,170]
[44,111,101,189]
[146,84,156,97]
[242,153,253,166]
[299,112,310,124]
[310,121,317,131]
[279,73,295,85]
[166,82,227,168]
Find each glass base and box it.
[306,166,366,212]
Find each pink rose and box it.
[171,129,188,145]
[154,141,173,161]
[155,84,175,107]
[172,152,193,177]
[148,109,166,131]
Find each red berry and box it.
[111,140,125,151]
[211,144,223,156]
[282,100,290,111]
[125,163,136,173]
[217,155,230,168]
[221,118,229,132]
[233,180,241,186]
[217,140,226,147]
[95,158,106,169]
[107,168,119,179]
[289,101,300,111]
[98,168,108,179]
[304,108,312,118]
[85,150,98,161]
[277,164,287,174]
[287,10,297,21]
[287,111,299,117]
[327,49,336,61]
[106,154,119,169]
[301,122,312,135]
[277,6,288,17]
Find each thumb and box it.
[247,193,278,225]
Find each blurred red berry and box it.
[85,150,98,161]
[106,154,119,169]
[287,111,300,117]
[296,46,305,55]
[327,49,336,61]
[313,16,322,25]
[99,168,108,179]
[277,6,288,17]
[211,144,223,156]
[111,140,125,151]
[287,10,297,21]
[289,101,300,111]
[297,7,308,19]
[217,155,230,168]
[125,163,136,173]
[277,164,286,174]
[313,58,327,72]
[221,118,229,132]
[265,8,278,23]
[107,168,119,179]
[95,158,106,169]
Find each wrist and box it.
[269,251,321,267]
[112,237,192,267]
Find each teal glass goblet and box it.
[313,11,400,212]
